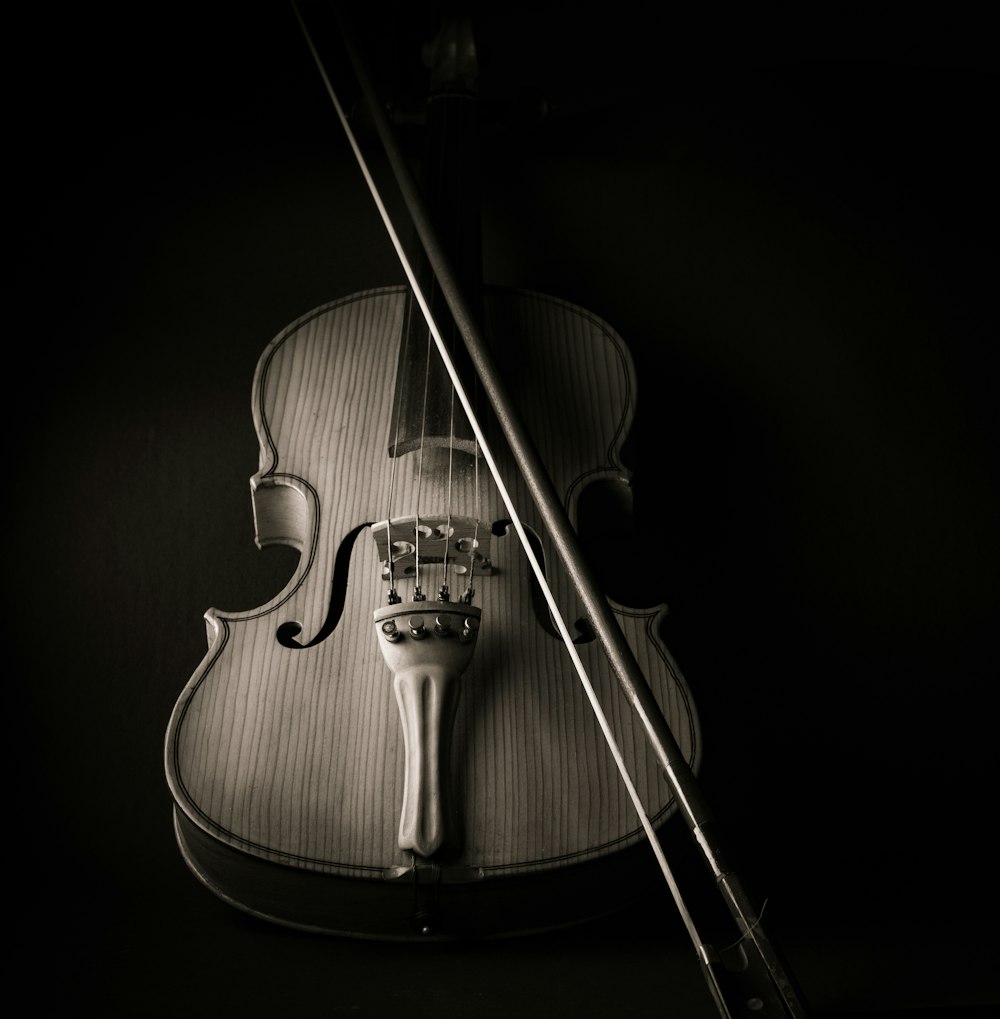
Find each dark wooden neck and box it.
[389,17,482,458]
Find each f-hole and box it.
[494,520,595,644]
[277,523,371,649]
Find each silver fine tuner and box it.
[381,619,401,642]
[460,616,480,643]
[408,616,428,639]
[434,615,451,636]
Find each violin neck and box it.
[421,26,483,313]
[390,16,483,458]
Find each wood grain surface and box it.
[166,285,699,887]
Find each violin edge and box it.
[172,805,678,941]
[164,282,702,935]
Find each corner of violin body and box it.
[203,607,223,650]
[249,471,311,552]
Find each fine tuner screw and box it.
[379,613,481,642]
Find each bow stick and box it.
[292,5,810,1016]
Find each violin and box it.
[165,10,698,937]
[165,9,807,1015]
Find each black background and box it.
[10,3,999,1015]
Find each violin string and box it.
[448,93,479,598]
[414,305,435,599]
[468,354,481,582]
[384,294,412,602]
[296,2,708,957]
[466,503,478,601]
[442,97,455,601]
[444,363,455,601]
[444,418,455,599]
[445,91,477,598]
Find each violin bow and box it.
[291,4,810,1016]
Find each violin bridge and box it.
[372,516,495,582]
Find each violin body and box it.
[165,283,700,938]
